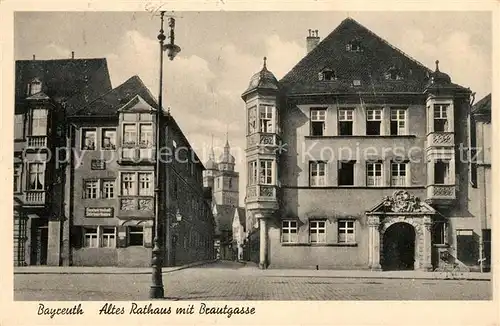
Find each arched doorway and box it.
[382,222,416,271]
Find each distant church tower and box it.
[203,134,240,207]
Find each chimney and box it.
[71,51,75,59]
[32,54,36,60]
[306,29,320,53]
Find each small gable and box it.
[367,190,436,215]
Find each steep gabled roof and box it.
[279,18,467,95]
[15,58,112,114]
[472,93,491,115]
[233,207,246,231]
[73,75,158,116]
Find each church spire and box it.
[209,134,215,161]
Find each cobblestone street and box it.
[14,262,491,301]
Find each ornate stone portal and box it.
[367,191,436,271]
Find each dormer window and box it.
[346,40,363,52]
[385,66,403,80]
[318,69,337,81]
[27,78,42,96]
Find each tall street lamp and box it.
[150,11,181,299]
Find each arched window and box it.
[318,69,337,81]
[27,78,42,96]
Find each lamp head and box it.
[163,43,181,60]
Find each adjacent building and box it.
[469,94,491,272]
[242,18,486,271]
[14,57,215,267]
[14,57,112,266]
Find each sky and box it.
[15,11,492,205]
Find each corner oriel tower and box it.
[241,57,281,269]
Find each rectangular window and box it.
[84,227,98,248]
[281,220,298,243]
[310,109,326,136]
[138,173,153,196]
[139,124,153,147]
[259,105,274,133]
[123,124,137,146]
[338,220,355,243]
[81,129,97,150]
[84,180,99,199]
[391,162,407,186]
[14,164,22,193]
[366,109,382,135]
[338,109,353,135]
[101,128,116,150]
[310,161,326,187]
[31,108,48,136]
[434,160,449,184]
[259,160,273,185]
[15,114,24,139]
[390,109,406,135]
[338,160,355,186]
[27,163,44,190]
[121,173,136,195]
[434,104,449,132]
[366,162,383,186]
[248,161,257,185]
[102,180,115,199]
[309,220,326,243]
[101,228,116,248]
[128,226,144,246]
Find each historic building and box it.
[14,57,112,266]
[242,18,484,271]
[14,57,215,267]
[469,94,491,272]
[203,138,246,260]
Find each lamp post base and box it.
[149,285,164,299]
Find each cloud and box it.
[43,43,72,59]
[397,29,491,100]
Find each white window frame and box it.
[259,160,273,185]
[139,123,153,148]
[84,179,99,199]
[338,109,354,135]
[120,172,137,196]
[138,172,153,196]
[123,123,137,146]
[433,104,449,132]
[309,220,327,244]
[15,114,24,139]
[248,161,258,185]
[259,105,274,133]
[391,162,408,186]
[310,108,326,136]
[366,162,383,186]
[281,220,298,243]
[81,128,97,150]
[101,227,116,248]
[101,128,117,150]
[390,109,407,135]
[310,161,326,187]
[248,106,257,135]
[27,162,45,191]
[338,220,356,243]
[83,227,99,248]
[31,108,48,136]
[366,109,383,135]
[102,180,115,199]
[434,160,450,185]
[28,79,42,95]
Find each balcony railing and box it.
[23,191,46,206]
[426,184,456,201]
[27,136,47,148]
[119,196,154,211]
[247,133,278,148]
[119,147,155,163]
[246,184,277,201]
[427,132,454,148]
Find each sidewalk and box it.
[14,259,217,275]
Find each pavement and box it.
[14,261,492,300]
[14,260,492,280]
